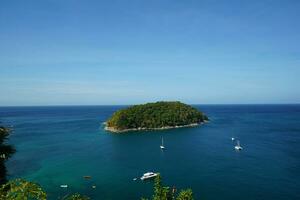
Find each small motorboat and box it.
[140,172,158,180]
[60,185,68,188]
[83,176,92,179]
[234,140,243,150]
[231,137,235,141]
[92,185,96,189]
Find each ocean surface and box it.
[0,105,300,200]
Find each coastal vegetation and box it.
[0,126,15,160]
[106,101,208,132]
[141,174,194,200]
[0,178,90,200]
[0,125,16,185]
[0,175,194,200]
[0,178,47,200]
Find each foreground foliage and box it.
[142,174,194,200]
[0,127,16,160]
[0,176,195,200]
[0,179,47,200]
[0,179,89,200]
[107,101,208,131]
[0,126,16,185]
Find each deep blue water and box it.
[0,105,300,200]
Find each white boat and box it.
[60,185,68,188]
[231,137,235,141]
[140,172,158,180]
[160,137,165,149]
[234,140,243,150]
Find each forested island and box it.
[105,101,208,133]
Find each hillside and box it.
[105,101,208,133]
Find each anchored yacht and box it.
[140,172,158,180]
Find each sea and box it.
[0,105,299,200]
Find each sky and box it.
[0,0,299,106]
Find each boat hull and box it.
[140,174,158,180]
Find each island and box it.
[104,101,208,133]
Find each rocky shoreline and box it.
[104,121,208,133]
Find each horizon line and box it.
[0,103,299,107]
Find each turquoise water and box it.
[1,105,300,200]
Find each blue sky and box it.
[0,0,299,105]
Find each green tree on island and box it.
[106,101,208,132]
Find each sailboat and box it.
[234,140,243,150]
[160,137,165,149]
